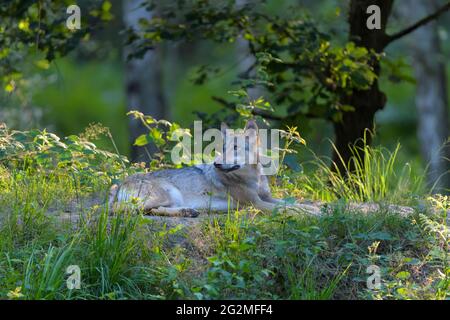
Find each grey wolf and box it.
[108,120,290,217]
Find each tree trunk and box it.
[332,0,394,173]
[397,0,450,192]
[123,0,168,162]
[236,0,261,101]
[333,86,385,170]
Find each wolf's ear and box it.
[221,122,229,137]
[245,119,258,132]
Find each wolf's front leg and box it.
[207,198,237,213]
[254,200,316,214]
[246,192,303,213]
[232,188,278,212]
[262,199,321,215]
[252,199,278,212]
[148,207,200,218]
[260,195,288,205]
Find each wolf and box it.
[108,120,290,217]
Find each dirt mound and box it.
[51,194,417,229]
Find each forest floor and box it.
[53,193,417,228]
[1,180,448,300]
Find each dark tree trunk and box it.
[333,85,386,170]
[333,0,394,173]
[123,0,169,162]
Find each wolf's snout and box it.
[214,162,241,172]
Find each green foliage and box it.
[0,123,128,185]
[127,110,192,168]
[77,208,142,298]
[192,199,449,300]
[367,195,449,299]
[128,110,308,174]
[228,90,274,119]
[0,0,111,91]
[0,118,444,300]
[1,0,445,301]
[283,132,425,203]
[126,0,378,124]
[381,56,416,85]
[31,57,129,155]
[21,245,74,299]
[0,145,446,299]
[0,139,192,300]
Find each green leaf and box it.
[396,271,410,280]
[18,20,30,32]
[396,287,409,297]
[369,231,392,241]
[340,105,355,112]
[35,59,50,70]
[4,82,14,92]
[228,89,248,98]
[149,128,165,146]
[102,1,112,11]
[236,104,253,117]
[134,134,149,146]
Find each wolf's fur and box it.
[108,120,287,217]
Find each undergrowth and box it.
[0,123,448,300]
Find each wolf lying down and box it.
[108,120,300,217]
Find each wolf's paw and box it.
[180,208,200,218]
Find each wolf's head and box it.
[213,119,260,173]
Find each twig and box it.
[386,2,450,45]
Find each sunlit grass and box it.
[0,128,448,300]
[279,133,426,204]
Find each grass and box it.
[277,132,425,205]
[0,127,448,300]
